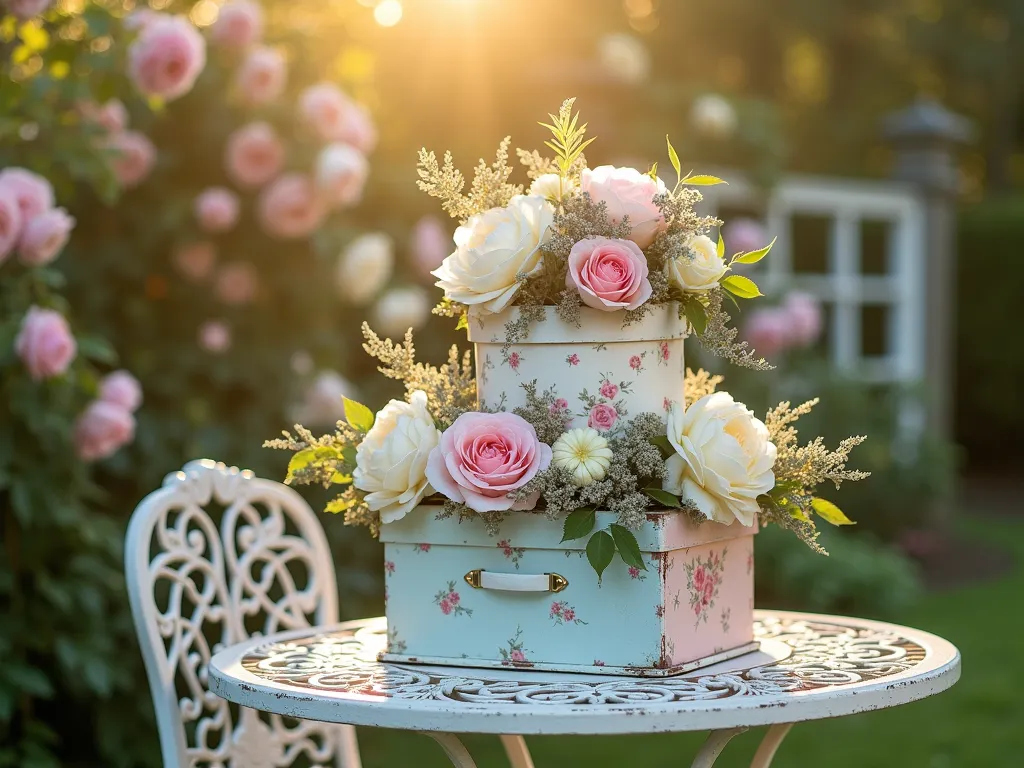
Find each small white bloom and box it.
[528,173,575,202]
[664,234,726,293]
[288,370,355,425]
[316,142,369,208]
[598,33,651,85]
[551,427,613,487]
[691,94,737,139]
[353,390,440,524]
[337,232,393,304]
[662,392,776,526]
[372,286,430,337]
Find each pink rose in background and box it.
[315,143,368,208]
[198,319,231,353]
[599,381,619,400]
[566,236,652,311]
[410,215,450,279]
[79,99,129,133]
[299,83,357,142]
[257,173,325,239]
[335,102,377,154]
[106,130,156,188]
[783,291,823,346]
[6,0,51,20]
[0,167,54,221]
[74,400,135,462]
[224,121,283,189]
[587,403,618,432]
[15,306,76,381]
[744,307,790,358]
[18,207,75,266]
[580,165,667,248]
[724,217,767,256]
[0,187,23,263]
[425,411,552,513]
[194,187,240,233]
[173,241,216,281]
[98,370,143,413]
[235,46,286,105]
[210,0,263,50]
[128,15,206,101]
[215,261,258,305]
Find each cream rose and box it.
[353,390,440,524]
[528,173,575,202]
[664,234,726,292]
[662,392,776,526]
[432,195,553,315]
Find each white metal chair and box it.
[126,459,361,768]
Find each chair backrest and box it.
[126,459,343,767]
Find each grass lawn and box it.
[353,513,1023,767]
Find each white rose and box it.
[372,286,430,337]
[662,392,776,526]
[353,390,440,524]
[432,194,553,315]
[664,234,726,292]
[316,142,369,209]
[528,173,575,202]
[337,233,393,304]
[691,94,737,139]
[579,165,667,249]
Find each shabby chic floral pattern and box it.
[433,581,472,617]
[415,543,431,554]
[497,538,526,568]
[498,625,529,665]
[685,547,727,628]
[550,600,587,626]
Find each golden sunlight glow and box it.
[190,0,220,28]
[373,0,403,27]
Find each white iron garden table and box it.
[208,609,960,767]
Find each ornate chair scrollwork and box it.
[126,459,361,768]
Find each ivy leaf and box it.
[682,174,727,186]
[684,300,708,336]
[811,497,856,526]
[586,530,616,582]
[644,487,683,508]
[342,396,375,433]
[561,505,596,542]
[666,135,681,180]
[721,274,763,299]
[733,236,776,265]
[649,434,674,458]
[610,524,647,571]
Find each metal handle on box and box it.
[464,569,568,593]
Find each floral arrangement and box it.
[268,100,869,580]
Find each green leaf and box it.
[343,396,374,432]
[649,434,674,458]
[721,274,763,299]
[647,161,658,181]
[561,505,596,542]
[610,524,647,571]
[76,335,117,365]
[586,530,615,581]
[682,174,727,186]
[811,497,856,526]
[684,300,708,336]
[285,448,318,483]
[733,236,777,265]
[644,487,683,508]
[717,232,725,258]
[666,135,681,180]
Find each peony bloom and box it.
[257,174,325,239]
[0,186,24,264]
[372,286,430,337]
[194,187,240,234]
[691,94,737,139]
[566,236,652,312]
[315,142,368,209]
[664,234,726,293]
[105,130,157,188]
[432,195,553,315]
[209,0,263,50]
[425,411,552,513]
[724,218,767,257]
[79,99,129,133]
[127,14,206,101]
[0,167,54,222]
[298,83,364,144]
[18,207,75,266]
[224,122,284,189]
[215,261,258,305]
[579,165,667,249]
[6,0,51,20]
[528,172,575,202]
[783,291,823,347]
[598,32,651,85]
[336,232,393,304]
[234,46,286,105]
[662,393,776,526]
[353,390,441,524]
[74,400,135,462]
[551,428,613,487]
[15,306,76,381]
[98,370,143,413]
[198,319,231,353]
[743,308,790,358]
[173,241,216,281]
[409,215,450,279]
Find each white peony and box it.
[528,173,575,202]
[372,286,431,337]
[664,234,726,292]
[551,428,613,487]
[691,94,737,139]
[337,233,393,304]
[432,195,553,315]
[353,390,440,524]
[662,393,776,526]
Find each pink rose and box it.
[0,167,54,222]
[15,306,76,381]
[549,397,568,415]
[509,650,526,662]
[566,236,652,311]
[703,579,715,603]
[105,131,156,188]
[299,83,359,143]
[599,381,619,400]
[224,122,283,189]
[210,0,263,50]
[257,174,325,239]
[0,186,23,264]
[567,353,579,366]
[128,15,206,101]
[315,143,368,209]
[194,187,240,234]
[79,99,129,133]
[74,400,135,462]
[335,101,377,154]
[629,355,642,371]
[410,215,450,279]
[724,218,767,256]
[18,207,75,266]
[783,291,823,347]
[744,308,790,358]
[425,411,552,513]
[198,319,231,353]
[439,599,452,615]
[449,591,460,605]
[234,46,286,105]
[562,608,575,622]
[587,403,618,432]
[6,0,50,20]
[173,241,216,282]
[579,165,667,248]
[215,261,258,305]
[98,370,143,412]
[694,566,706,591]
